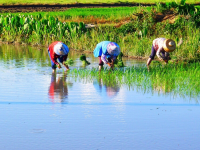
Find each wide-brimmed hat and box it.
[54,42,65,55]
[163,39,176,52]
[107,42,120,56]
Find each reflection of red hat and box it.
[107,42,120,56]
[163,39,176,52]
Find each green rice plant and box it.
[1,7,147,24]
[114,52,125,67]
[65,58,74,66]
[80,54,90,65]
[68,62,200,100]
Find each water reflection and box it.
[48,73,69,103]
[93,72,120,98]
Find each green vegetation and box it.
[80,54,90,65]
[1,7,146,25]
[0,0,199,62]
[114,52,125,67]
[1,0,199,100]
[0,13,87,46]
[0,0,198,5]
[69,62,200,99]
[65,58,74,66]
[3,7,142,19]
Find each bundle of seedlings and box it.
[65,58,74,66]
[114,52,125,67]
[80,54,90,65]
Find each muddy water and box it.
[0,44,200,150]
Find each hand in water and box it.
[107,63,111,67]
[57,64,61,69]
[63,63,69,71]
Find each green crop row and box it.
[2,7,145,19]
[69,62,200,100]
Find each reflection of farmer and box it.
[147,38,176,66]
[105,85,120,97]
[93,76,120,98]
[48,41,70,73]
[93,41,120,70]
[48,73,68,103]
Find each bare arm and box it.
[101,53,108,64]
[63,62,69,70]
[147,58,152,66]
[156,48,165,61]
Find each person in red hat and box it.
[48,41,70,73]
[147,38,176,66]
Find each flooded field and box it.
[0,44,200,150]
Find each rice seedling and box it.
[114,52,125,67]
[68,62,200,100]
[65,58,74,66]
[80,54,90,65]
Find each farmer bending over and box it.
[147,38,176,66]
[93,41,120,70]
[48,41,70,73]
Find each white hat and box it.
[107,42,120,56]
[54,42,65,55]
[163,39,176,52]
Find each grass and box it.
[1,6,149,24]
[0,10,199,61]
[0,1,199,62]
[0,0,199,5]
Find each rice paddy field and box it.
[0,0,200,149]
[0,44,200,149]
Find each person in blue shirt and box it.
[93,41,120,70]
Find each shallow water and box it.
[0,44,200,150]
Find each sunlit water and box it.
[0,44,200,150]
